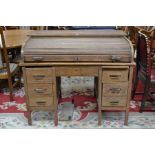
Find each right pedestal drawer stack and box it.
[102,66,129,107]
[100,66,131,125]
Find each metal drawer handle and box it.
[34,88,47,93]
[109,75,121,79]
[36,101,46,105]
[33,75,46,79]
[110,101,119,105]
[111,55,121,62]
[32,56,44,61]
[73,57,79,62]
[110,88,121,93]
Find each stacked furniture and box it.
[0,27,21,101]
[20,30,134,125]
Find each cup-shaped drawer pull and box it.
[32,56,44,61]
[36,101,46,105]
[33,75,46,79]
[110,88,121,93]
[111,55,121,62]
[109,75,121,79]
[110,101,119,105]
[73,56,79,61]
[34,88,47,93]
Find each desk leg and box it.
[125,66,134,126]
[124,109,129,126]
[54,109,58,126]
[98,68,102,126]
[28,109,32,125]
[53,67,58,126]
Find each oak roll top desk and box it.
[20,30,134,126]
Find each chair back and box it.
[136,31,152,77]
[0,27,11,76]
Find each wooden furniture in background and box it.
[0,29,33,49]
[30,26,46,30]
[0,29,33,63]
[3,26,20,30]
[0,27,21,101]
[123,26,155,51]
[122,26,139,51]
[20,30,134,126]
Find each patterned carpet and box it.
[0,77,155,128]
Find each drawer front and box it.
[102,69,128,82]
[27,83,53,96]
[81,67,98,76]
[102,83,128,97]
[55,67,98,76]
[29,97,53,107]
[24,54,130,62]
[26,68,53,83]
[102,97,127,107]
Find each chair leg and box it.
[7,76,14,101]
[94,77,98,98]
[140,81,149,113]
[131,75,139,99]
[18,67,22,88]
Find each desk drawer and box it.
[102,83,128,97]
[26,68,53,83]
[102,69,128,82]
[55,67,98,76]
[102,97,127,107]
[27,83,53,96]
[29,96,53,107]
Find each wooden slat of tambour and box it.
[28,30,127,37]
[24,38,131,54]
[25,37,129,48]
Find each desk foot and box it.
[54,110,58,126]
[28,110,32,126]
[124,110,129,126]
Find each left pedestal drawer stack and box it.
[23,67,57,125]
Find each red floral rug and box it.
[1,87,155,122]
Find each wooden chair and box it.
[131,31,155,112]
[0,27,21,101]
